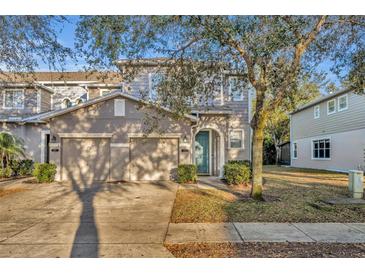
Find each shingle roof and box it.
[0,71,123,84]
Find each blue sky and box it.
[38,16,341,87]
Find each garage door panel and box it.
[62,138,110,183]
[130,138,178,181]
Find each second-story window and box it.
[327,99,336,115]
[314,105,320,119]
[61,98,72,109]
[229,77,244,102]
[149,73,163,100]
[338,94,348,111]
[3,90,24,109]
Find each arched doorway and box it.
[194,127,225,177]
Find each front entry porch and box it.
[194,129,224,177]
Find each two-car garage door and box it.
[61,137,178,182]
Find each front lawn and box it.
[170,166,365,223]
[166,242,365,258]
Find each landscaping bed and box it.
[166,242,365,258]
[171,166,365,223]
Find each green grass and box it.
[171,166,365,223]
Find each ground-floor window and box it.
[293,142,298,159]
[312,138,331,159]
[229,130,244,149]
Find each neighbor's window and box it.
[312,138,331,159]
[149,73,163,100]
[314,105,320,119]
[3,90,24,109]
[338,94,348,111]
[229,130,244,149]
[327,99,336,115]
[229,77,244,101]
[293,143,298,159]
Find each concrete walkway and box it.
[165,223,365,244]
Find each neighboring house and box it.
[290,89,365,172]
[278,141,291,166]
[0,59,253,182]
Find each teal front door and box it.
[195,131,210,174]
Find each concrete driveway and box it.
[0,180,178,257]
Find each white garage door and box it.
[61,138,110,183]
[130,138,179,181]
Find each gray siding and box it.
[291,91,365,140]
[122,68,250,123]
[40,90,52,112]
[0,88,38,117]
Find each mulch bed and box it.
[166,242,365,258]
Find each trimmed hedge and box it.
[227,160,251,168]
[33,163,57,183]
[177,164,197,184]
[0,166,12,178]
[224,162,251,185]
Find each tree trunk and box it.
[275,144,280,165]
[251,114,266,200]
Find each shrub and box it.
[9,159,34,176]
[19,160,34,176]
[177,164,197,184]
[32,163,57,183]
[0,166,12,178]
[228,160,251,168]
[224,162,251,185]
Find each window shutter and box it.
[114,99,125,116]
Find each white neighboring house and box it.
[290,88,365,172]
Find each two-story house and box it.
[0,58,253,182]
[290,88,365,172]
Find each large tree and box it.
[265,80,321,164]
[75,16,364,199]
[0,16,72,80]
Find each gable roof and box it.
[290,88,354,115]
[0,82,54,94]
[0,71,123,84]
[22,90,197,123]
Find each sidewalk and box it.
[165,223,365,244]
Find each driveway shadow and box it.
[68,176,101,258]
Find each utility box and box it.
[348,170,364,199]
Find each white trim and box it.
[313,105,320,119]
[50,94,54,110]
[228,129,244,149]
[59,133,113,138]
[209,129,213,175]
[194,126,225,178]
[228,76,244,102]
[128,133,182,138]
[292,142,298,159]
[311,136,332,160]
[36,90,41,113]
[2,89,25,110]
[220,73,224,106]
[110,143,129,148]
[338,94,348,112]
[327,99,336,115]
[40,130,50,163]
[25,91,198,122]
